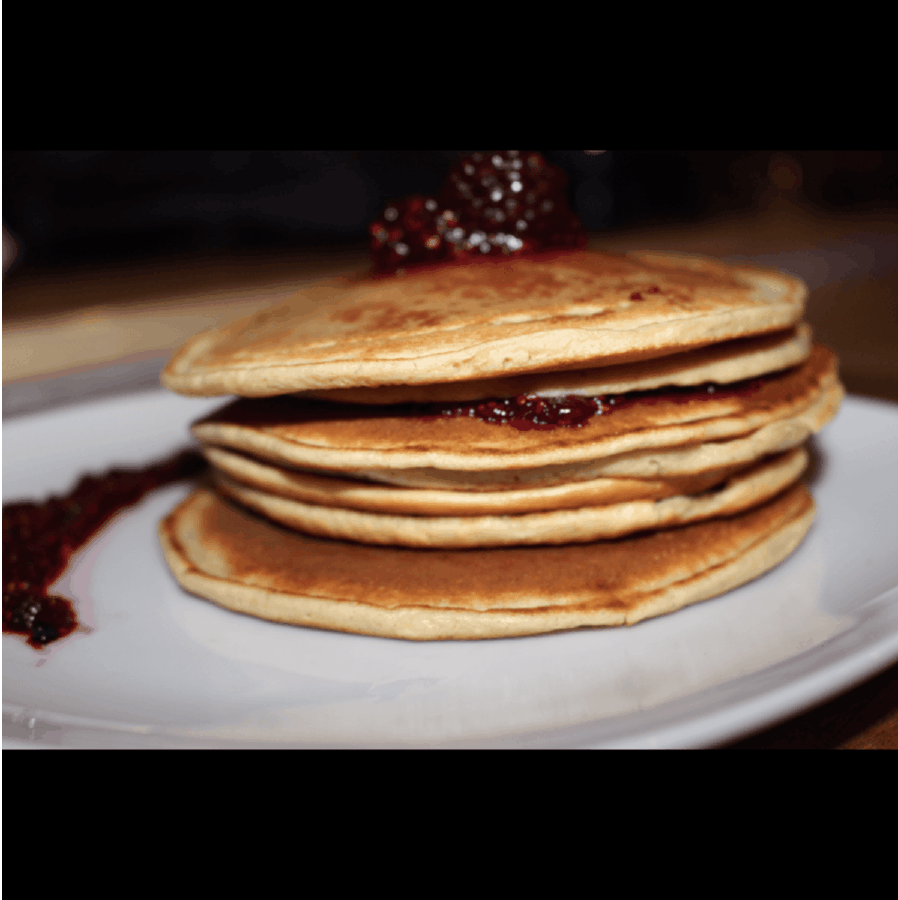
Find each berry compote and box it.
[369,151,586,274]
[417,374,768,431]
[3,450,206,649]
[432,394,601,431]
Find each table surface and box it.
[5,198,897,748]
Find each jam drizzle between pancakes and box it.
[421,375,767,431]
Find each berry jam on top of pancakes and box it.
[369,151,586,274]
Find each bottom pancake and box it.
[158,484,815,639]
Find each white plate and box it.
[4,389,898,748]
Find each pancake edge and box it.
[161,252,808,397]
[209,447,808,548]
[158,485,815,640]
[191,350,841,474]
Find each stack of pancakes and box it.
[158,250,843,639]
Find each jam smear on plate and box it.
[3,450,206,649]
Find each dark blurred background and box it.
[5,151,898,271]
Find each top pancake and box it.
[161,250,808,398]
[301,324,811,405]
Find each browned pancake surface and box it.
[193,346,836,471]
[209,448,807,548]
[161,484,813,620]
[162,251,807,396]
[305,325,812,405]
[200,443,748,514]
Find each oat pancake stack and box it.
[158,249,843,639]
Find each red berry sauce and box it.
[369,151,587,274]
[3,450,206,649]
[431,394,601,431]
[369,195,457,273]
[419,375,768,431]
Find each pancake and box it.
[161,251,808,397]
[337,374,843,487]
[303,324,812,405]
[159,245,841,640]
[209,448,808,548]
[200,444,749,514]
[191,345,839,477]
[158,483,816,639]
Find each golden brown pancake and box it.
[332,374,843,487]
[159,483,816,639]
[209,448,807,548]
[159,247,841,640]
[303,324,812,405]
[191,345,839,477]
[161,251,808,397]
[200,443,749,514]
